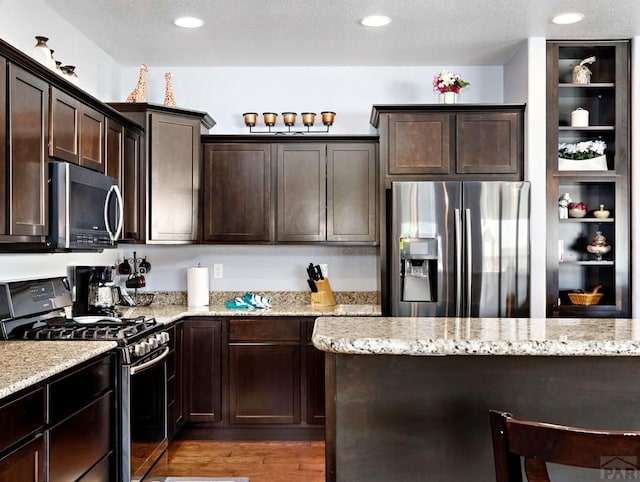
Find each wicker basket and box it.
[568,285,603,306]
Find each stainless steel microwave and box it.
[48,161,123,250]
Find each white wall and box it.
[120,245,377,292]
[0,0,121,100]
[115,65,504,134]
[504,38,547,318]
[0,250,120,281]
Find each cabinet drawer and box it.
[49,391,113,482]
[0,387,44,451]
[49,354,114,424]
[229,318,300,342]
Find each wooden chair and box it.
[489,409,640,481]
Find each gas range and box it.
[0,277,168,364]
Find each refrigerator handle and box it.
[465,208,472,316]
[454,208,462,317]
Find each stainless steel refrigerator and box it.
[390,181,530,317]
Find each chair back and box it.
[489,409,640,482]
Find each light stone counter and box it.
[312,317,640,356]
[118,303,381,325]
[0,340,116,401]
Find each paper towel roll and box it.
[187,267,210,306]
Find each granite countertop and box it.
[118,303,381,325]
[312,317,640,356]
[0,341,116,401]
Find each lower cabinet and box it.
[167,320,185,440]
[181,317,325,437]
[0,352,115,481]
[48,353,115,481]
[228,318,301,424]
[184,318,222,423]
[0,435,44,482]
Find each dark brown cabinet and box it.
[371,104,524,181]
[0,435,44,482]
[228,318,301,424]
[48,353,115,481]
[4,63,49,240]
[305,320,325,425]
[276,141,377,243]
[202,143,273,243]
[109,103,215,243]
[184,318,222,423]
[105,118,142,241]
[0,352,115,481]
[50,87,106,173]
[545,41,630,318]
[0,386,45,479]
[167,320,185,440]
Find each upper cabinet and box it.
[0,37,143,249]
[545,41,630,318]
[370,104,525,183]
[109,103,215,243]
[201,135,378,246]
[2,63,49,241]
[202,142,273,243]
[50,87,106,173]
[276,142,377,243]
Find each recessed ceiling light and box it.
[360,15,392,27]
[174,16,205,29]
[552,12,585,25]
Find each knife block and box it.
[311,278,336,306]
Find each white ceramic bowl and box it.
[568,208,587,218]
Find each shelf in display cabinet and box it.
[559,260,615,266]
[558,83,615,89]
[560,218,614,223]
[558,126,614,131]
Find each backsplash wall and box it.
[118,245,378,293]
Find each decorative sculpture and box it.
[163,72,177,107]
[126,64,149,103]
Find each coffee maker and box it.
[73,266,121,317]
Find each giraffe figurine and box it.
[125,64,149,103]
[163,72,177,107]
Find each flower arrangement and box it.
[432,70,470,93]
[558,140,606,160]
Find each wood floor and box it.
[166,440,325,482]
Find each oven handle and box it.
[130,346,169,376]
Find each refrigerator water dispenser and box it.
[400,237,438,302]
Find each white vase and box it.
[439,92,458,104]
[32,36,54,69]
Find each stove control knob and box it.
[148,337,158,349]
[160,332,170,344]
[134,343,145,357]
[155,333,166,345]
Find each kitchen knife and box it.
[315,265,324,279]
[307,264,318,281]
[307,279,318,292]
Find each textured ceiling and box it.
[43,0,640,66]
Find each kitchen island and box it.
[313,317,640,482]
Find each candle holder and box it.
[242,110,335,134]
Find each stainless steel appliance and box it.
[390,181,530,317]
[48,161,123,250]
[0,276,169,482]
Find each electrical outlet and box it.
[319,264,329,279]
[213,264,223,279]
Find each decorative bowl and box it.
[593,204,610,219]
[568,208,587,218]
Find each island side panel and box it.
[328,354,640,482]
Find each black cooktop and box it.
[20,316,160,344]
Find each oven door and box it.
[122,347,169,482]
